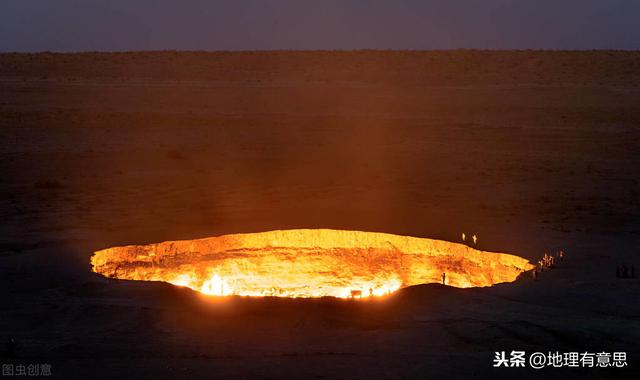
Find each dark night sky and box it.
[1,0,639,52]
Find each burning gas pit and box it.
[91,229,534,298]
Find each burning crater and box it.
[91,229,534,298]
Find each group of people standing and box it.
[532,250,564,281]
[461,232,477,245]
[616,264,636,279]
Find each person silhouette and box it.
[442,272,446,285]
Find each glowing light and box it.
[200,274,233,296]
[91,229,533,299]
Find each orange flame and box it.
[91,229,533,298]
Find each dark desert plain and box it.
[1,51,639,379]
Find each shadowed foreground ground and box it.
[1,51,639,379]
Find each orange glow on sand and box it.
[91,229,534,298]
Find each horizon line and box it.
[2,48,640,55]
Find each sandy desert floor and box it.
[1,51,639,379]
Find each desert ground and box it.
[1,51,639,379]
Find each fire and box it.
[91,229,534,298]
